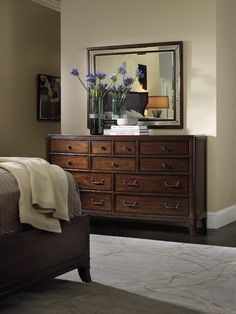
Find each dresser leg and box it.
[188,220,197,237]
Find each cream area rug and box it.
[0,234,236,314]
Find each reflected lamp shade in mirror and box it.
[146,96,169,118]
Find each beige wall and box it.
[0,0,60,158]
[216,0,236,210]
[61,0,219,212]
[61,0,216,136]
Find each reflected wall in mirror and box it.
[87,41,183,129]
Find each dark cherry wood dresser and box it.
[47,135,207,236]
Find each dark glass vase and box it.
[89,117,104,135]
[89,96,104,135]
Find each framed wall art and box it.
[37,74,61,121]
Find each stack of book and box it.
[109,125,149,135]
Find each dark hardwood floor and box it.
[90,218,236,248]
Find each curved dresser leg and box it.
[189,220,197,237]
[78,266,92,282]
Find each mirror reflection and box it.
[87,41,183,128]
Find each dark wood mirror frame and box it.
[87,41,183,129]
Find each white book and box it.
[111,125,147,128]
[109,129,149,135]
[111,125,148,131]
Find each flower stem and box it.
[78,76,89,92]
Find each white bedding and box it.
[0,157,69,233]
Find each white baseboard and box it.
[207,204,236,229]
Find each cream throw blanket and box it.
[0,157,69,233]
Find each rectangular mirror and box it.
[87,41,183,129]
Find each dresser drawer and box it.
[92,157,136,171]
[91,141,112,154]
[50,155,89,169]
[73,172,112,191]
[115,174,188,193]
[115,195,188,216]
[50,139,89,153]
[140,141,188,155]
[114,141,136,155]
[140,158,188,172]
[80,192,112,212]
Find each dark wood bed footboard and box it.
[0,214,91,299]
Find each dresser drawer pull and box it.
[123,201,137,208]
[67,144,72,150]
[90,199,104,206]
[122,145,129,151]
[164,181,180,188]
[161,162,166,168]
[160,145,167,151]
[66,160,72,166]
[112,161,118,168]
[98,145,106,150]
[122,179,138,187]
[90,178,105,185]
[163,202,180,209]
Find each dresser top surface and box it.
[48,134,206,141]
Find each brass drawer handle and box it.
[122,179,138,187]
[163,202,180,209]
[122,145,129,151]
[67,144,72,150]
[164,181,180,188]
[90,178,105,185]
[112,160,118,168]
[66,160,72,166]
[123,201,137,208]
[98,145,106,150]
[90,199,104,206]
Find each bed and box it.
[0,164,91,299]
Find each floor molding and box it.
[207,204,236,229]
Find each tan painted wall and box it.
[216,0,236,210]
[61,0,216,136]
[0,0,60,158]
[61,0,218,212]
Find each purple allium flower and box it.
[97,82,107,90]
[70,67,79,76]
[95,71,106,80]
[123,76,133,86]
[136,69,144,79]
[117,84,125,92]
[71,64,141,101]
[86,74,96,83]
[118,65,127,75]
[110,73,117,81]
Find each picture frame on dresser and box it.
[47,134,207,237]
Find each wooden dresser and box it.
[47,134,207,236]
